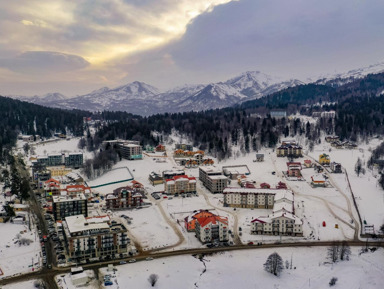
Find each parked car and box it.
[128,259,136,263]
[145,257,154,261]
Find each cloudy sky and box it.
[0,0,383,96]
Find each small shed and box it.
[330,162,342,173]
[256,154,264,162]
[71,272,89,286]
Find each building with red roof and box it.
[184,210,216,232]
[164,175,196,195]
[195,214,229,243]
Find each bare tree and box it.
[148,274,159,287]
[264,252,284,276]
[327,242,339,263]
[340,241,351,261]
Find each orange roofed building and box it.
[184,210,216,232]
[194,213,229,243]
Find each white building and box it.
[246,189,303,236]
[63,215,130,261]
[223,188,276,209]
[164,175,197,195]
[195,215,229,243]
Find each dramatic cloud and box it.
[0,51,90,73]
[0,0,383,96]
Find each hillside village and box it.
[0,127,383,288]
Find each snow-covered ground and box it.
[0,222,41,279]
[2,280,41,289]
[307,138,384,235]
[99,247,384,289]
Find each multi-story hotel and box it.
[199,166,228,194]
[164,175,196,195]
[117,141,143,160]
[223,188,276,209]
[195,214,229,243]
[62,215,130,261]
[52,193,88,221]
[105,186,144,210]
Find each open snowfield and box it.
[0,222,41,279]
[308,138,384,235]
[99,247,384,289]
[126,205,180,251]
[2,280,39,289]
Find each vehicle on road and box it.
[128,259,136,263]
[145,257,154,261]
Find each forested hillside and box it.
[92,72,384,160]
[0,96,89,159]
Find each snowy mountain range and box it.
[7,62,384,116]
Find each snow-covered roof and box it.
[223,187,275,195]
[199,166,221,174]
[209,175,228,180]
[65,215,110,234]
[273,202,294,214]
[53,193,86,203]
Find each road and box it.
[304,154,360,240]
[1,239,383,287]
[270,153,360,241]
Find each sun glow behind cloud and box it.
[4,0,236,67]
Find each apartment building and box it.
[105,186,144,210]
[276,141,303,158]
[63,215,129,261]
[117,141,143,160]
[249,190,302,236]
[164,175,196,195]
[199,166,228,194]
[251,212,303,236]
[52,193,88,221]
[195,215,229,243]
[223,188,275,209]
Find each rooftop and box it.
[53,193,86,203]
[65,215,110,234]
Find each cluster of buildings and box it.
[42,176,133,260]
[325,135,357,149]
[222,186,302,236]
[184,210,229,243]
[18,134,41,142]
[249,190,303,236]
[32,152,83,169]
[173,147,214,167]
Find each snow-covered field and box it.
[99,247,384,289]
[308,138,384,235]
[2,280,40,289]
[0,222,41,279]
